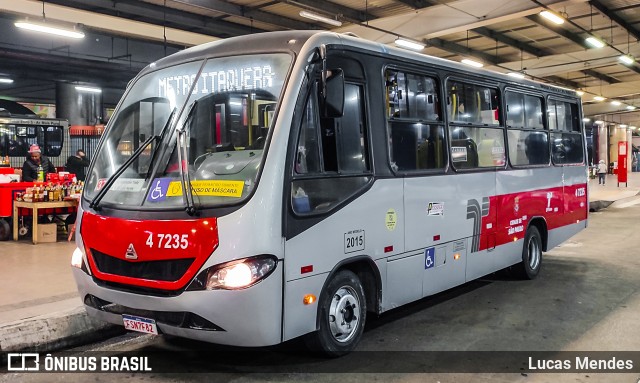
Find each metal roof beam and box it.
[581,69,620,84]
[181,0,317,30]
[526,14,591,49]
[426,38,501,66]
[472,27,552,57]
[47,0,262,37]
[589,0,640,42]
[390,0,437,9]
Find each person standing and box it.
[597,159,608,185]
[22,144,56,182]
[65,149,90,181]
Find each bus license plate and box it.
[122,314,158,335]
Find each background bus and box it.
[71,31,587,356]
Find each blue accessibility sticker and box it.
[147,178,171,202]
[425,247,435,269]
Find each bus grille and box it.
[91,249,195,282]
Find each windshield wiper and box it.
[89,110,176,210]
[177,101,199,216]
[146,108,177,178]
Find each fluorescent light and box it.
[75,86,102,93]
[619,124,628,128]
[631,126,637,130]
[0,78,13,84]
[585,36,605,48]
[394,38,425,51]
[461,58,483,68]
[627,105,637,110]
[540,10,565,25]
[619,55,635,65]
[595,120,604,125]
[576,90,585,96]
[15,21,84,39]
[299,11,342,27]
[611,100,622,106]
[593,96,606,101]
[582,118,590,122]
[507,72,525,79]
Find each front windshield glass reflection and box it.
[84,54,291,209]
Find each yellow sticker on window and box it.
[166,180,244,198]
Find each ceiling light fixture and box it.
[594,120,604,124]
[299,10,342,27]
[75,86,102,93]
[15,20,84,39]
[626,105,637,110]
[394,37,425,51]
[585,36,605,48]
[461,58,483,68]
[582,117,590,122]
[619,124,628,128]
[619,55,635,65]
[611,100,621,106]
[0,78,14,84]
[631,126,637,130]
[540,10,565,25]
[593,96,606,101]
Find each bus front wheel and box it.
[515,226,542,280]
[305,270,366,357]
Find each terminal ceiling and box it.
[1,0,640,128]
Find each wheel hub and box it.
[328,286,360,343]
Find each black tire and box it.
[515,226,543,280]
[0,219,10,241]
[304,270,366,357]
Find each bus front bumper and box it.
[72,266,283,347]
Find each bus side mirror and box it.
[322,69,344,118]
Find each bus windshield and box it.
[84,53,291,209]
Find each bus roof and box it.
[138,30,578,99]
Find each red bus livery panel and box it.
[81,211,219,290]
[478,183,588,252]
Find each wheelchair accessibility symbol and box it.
[147,178,170,202]
[425,247,435,269]
[151,180,165,200]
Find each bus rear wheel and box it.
[305,270,366,357]
[515,226,542,280]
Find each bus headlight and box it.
[71,247,84,268]
[189,255,278,291]
[71,246,89,274]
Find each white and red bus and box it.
[71,31,587,356]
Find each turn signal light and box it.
[303,294,317,305]
[454,253,460,260]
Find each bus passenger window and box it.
[549,100,583,164]
[386,69,444,172]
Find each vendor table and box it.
[13,200,78,244]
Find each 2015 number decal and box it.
[146,233,189,249]
[344,230,365,254]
